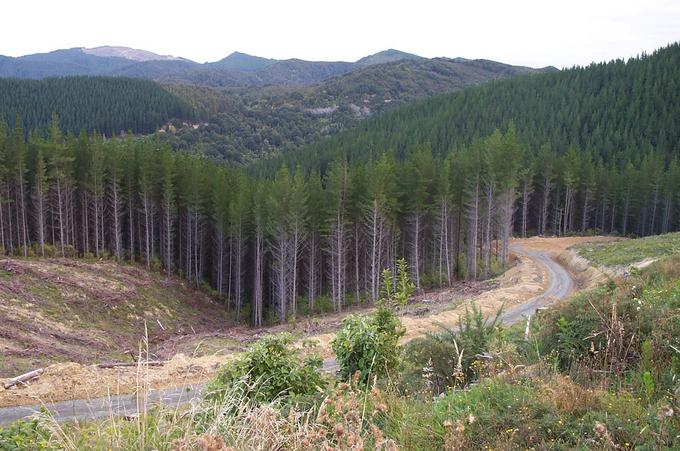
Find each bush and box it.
[331,259,412,385]
[0,418,51,451]
[332,308,404,384]
[401,303,506,393]
[205,334,325,406]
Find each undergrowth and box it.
[578,232,680,266]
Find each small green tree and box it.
[332,258,414,385]
[205,334,325,406]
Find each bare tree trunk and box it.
[539,176,552,235]
[234,221,244,322]
[291,220,302,316]
[7,188,14,254]
[649,185,659,235]
[0,190,5,253]
[521,180,531,238]
[411,214,422,289]
[216,228,225,297]
[581,190,590,232]
[437,198,449,286]
[329,210,346,313]
[354,223,360,303]
[56,178,65,257]
[163,200,173,275]
[562,186,573,236]
[499,188,515,267]
[482,183,494,280]
[253,223,264,327]
[307,231,318,312]
[186,211,192,280]
[18,169,28,256]
[271,233,288,323]
[366,200,388,302]
[466,180,480,280]
[81,191,89,255]
[34,180,46,257]
[142,193,151,268]
[109,178,122,261]
[662,194,672,234]
[622,192,630,235]
[194,209,200,287]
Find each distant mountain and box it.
[1,46,547,89]
[82,46,185,62]
[0,48,131,78]
[356,49,421,66]
[210,51,275,72]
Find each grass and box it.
[577,232,680,266]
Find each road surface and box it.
[500,245,573,325]
[0,245,573,426]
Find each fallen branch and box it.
[3,368,44,389]
[96,361,167,369]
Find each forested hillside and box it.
[162,58,546,162]
[0,77,195,136]
[0,116,524,327]
[254,43,680,239]
[272,42,680,170]
[1,44,679,328]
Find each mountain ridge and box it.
[0,46,550,88]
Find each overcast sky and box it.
[2,0,679,68]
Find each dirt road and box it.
[0,237,610,425]
[500,244,573,324]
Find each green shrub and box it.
[205,333,325,406]
[332,259,412,385]
[403,303,505,391]
[332,308,405,385]
[0,418,52,451]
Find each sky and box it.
[2,0,679,68]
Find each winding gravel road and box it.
[0,245,574,426]
[500,245,574,325]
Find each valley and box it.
[1,14,679,447]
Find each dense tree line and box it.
[1,114,679,326]
[261,42,680,174]
[0,77,195,137]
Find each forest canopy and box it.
[0,76,195,136]
[263,42,680,174]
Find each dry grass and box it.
[541,375,600,416]
[35,371,398,450]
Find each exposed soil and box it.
[0,258,231,379]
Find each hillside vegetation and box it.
[0,53,548,162]
[271,42,680,171]
[160,57,548,162]
[579,232,680,266]
[0,257,229,378]
[0,77,195,136]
